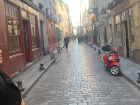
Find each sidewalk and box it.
[12,49,64,98]
[84,42,140,90]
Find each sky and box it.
[62,0,80,27]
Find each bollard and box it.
[94,47,96,51]
[16,81,24,92]
[137,71,140,83]
[57,47,60,53]
[61,47,62,50]
[51,52,55,59]
[39,63,45,70]
[98,49,101,54]
[91,44,93,48]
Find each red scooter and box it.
[102,45,121,76]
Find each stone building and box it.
[108,0,140,64]
[0,0,43,76]
[31,0,49,55]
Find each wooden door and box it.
[23,20,30,62]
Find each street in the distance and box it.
[24,41,140,105]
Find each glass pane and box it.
[30,14,35,23]
[8,17,13,34]
[122,11,127,20]
[11,6,14,16]
[14,7,16,17]
[5,3,8,14]
[115,15,120,23]
[115,24,122,44]
[9,4,12,15]
[13,19,18,35]
[16,8,19,17]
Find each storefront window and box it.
[122,11,127,20]
[115,15,120,23]
[30,14,37,47]
[4,2,20,52]
[115,24,122,44]
[129,8,134,42]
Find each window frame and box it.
[4,2,21,55]
[29,13,37,48]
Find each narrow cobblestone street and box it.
[24,41,140,105]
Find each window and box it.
[4,2,20,52]
[122,11,127,20]
[129,8,134,42]
[115,15,120,23]
[30,14,37,47]
[115,24,122,44]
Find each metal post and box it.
[39,63,45,70]
[137,71,140,83]
[16,81,24,92]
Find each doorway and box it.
[124,21,129,58]
[23,20,31,62]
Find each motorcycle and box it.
[102,45,121,76]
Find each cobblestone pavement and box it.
[24,41,140,105]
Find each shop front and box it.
[109,0,140,64]
[0,0,43,76]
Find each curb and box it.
[11,58,41,80]
[22,50,64,98]
[121,73,140,91]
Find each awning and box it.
[90,14,95,20]
[95,21,104,26]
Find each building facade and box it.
[0,0,43,76]
[73,27,77,36]
[61,2,69,41]
[109,0,140,64]
[31,0,49,55]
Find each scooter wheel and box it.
[110,65,120,76]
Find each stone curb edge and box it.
[22,50,65,98]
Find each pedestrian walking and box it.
[0,50,25,105]
[64,36,69,50]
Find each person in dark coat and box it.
[64,36,69,49]
[0,50,25,105]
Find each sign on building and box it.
[58,14,61,23]
[88,8,98,15]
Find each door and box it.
[122,21,129,58]
[40,21,45,55]
[124,21,129,58]
[23,20,30,62]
